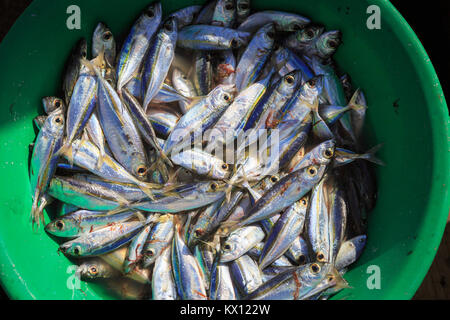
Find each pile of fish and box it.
[29,1,382,300]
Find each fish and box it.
[59,220,145,257]
[42,96,65,115]
[258,195,309,270]
[163,84,236,155]
[141,17,178,111]
[62,38,87,105]
[235,23,275,91]
[45,209,139,238]
[169,5,202,29]
[171,216,208,300]
[92,22,116,66]
[177,25,250,50]
[238,11,310,33]
[31,1,378,300]
[244,262,346,300]
[116,2,162,93]
[29,108,65,226]
[152,245,178,300]
[92,58,150,180]
[77,258,120,280]
[172,67,197,113]
[171,149,230,180]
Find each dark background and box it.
[0,0,448,299]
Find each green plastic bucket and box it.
[0,0,448,300]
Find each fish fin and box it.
[137,185,156,201]
[243,181,261,204]
[218,219,240,236]
[106,206,129,215]
[80,57,97,75]
[133,211,146,223]
[348,88,367,111]
[56,144,74,166]
[331,267,351,290]
[361,143,385,166]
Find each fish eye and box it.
[230,38,239,48]
[292,23,302,31]
[147,249,155,257]
[194,229,204,238]
[307,166,317,176]
[305,29,315,39]
[221,163,228,170]
[284,75,295,85]
[327,40,338,48]
[81,50,87,58]
[55,220,65,230]
[210,182,218,191]
[89,266,98,275]
[327,274,335,283]
[300,197,308,206]
[54,100,61,108]
[298,255,306,264]
[308,79,317,87]
[223,94,230,102]
[102,31,112,41]
[146,8,155,18]
[323,148,334,159]
[223,243,232,251]
[225,2,234,10]
[310,263,321,273]
[73,245,82,256]
[164,20,174,32]
[239,3,249,10]
[136,165,148,177]
[54,116,63,124]
[270,175,279,183]
[316,252,326,262]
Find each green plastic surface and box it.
[0,0,449,300]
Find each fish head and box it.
[220,238,238,261]
[236,0,251,19]
[296,23,325,44]
[315,139,336,164]
[141,1,163,28]
[300,75,324,102]
[75,38,88,60]
[59,240,87,257]
[77,261,103,280]
[42,96,65,115]
[282,15,310,32]
[315,30,342,59]
[92,22,115,57]
[278,69,303,95]
[259,23,276,47]
[232,32,251,49]
[209,84,236,109]
[210,161,231,180]
[44,107,65,137]
[161,16,178,40]
[45,217,79,237]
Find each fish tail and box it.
[159,150,173,168]
[361,143,385,166]
[95,145,106,170]
[348,88,367,111]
